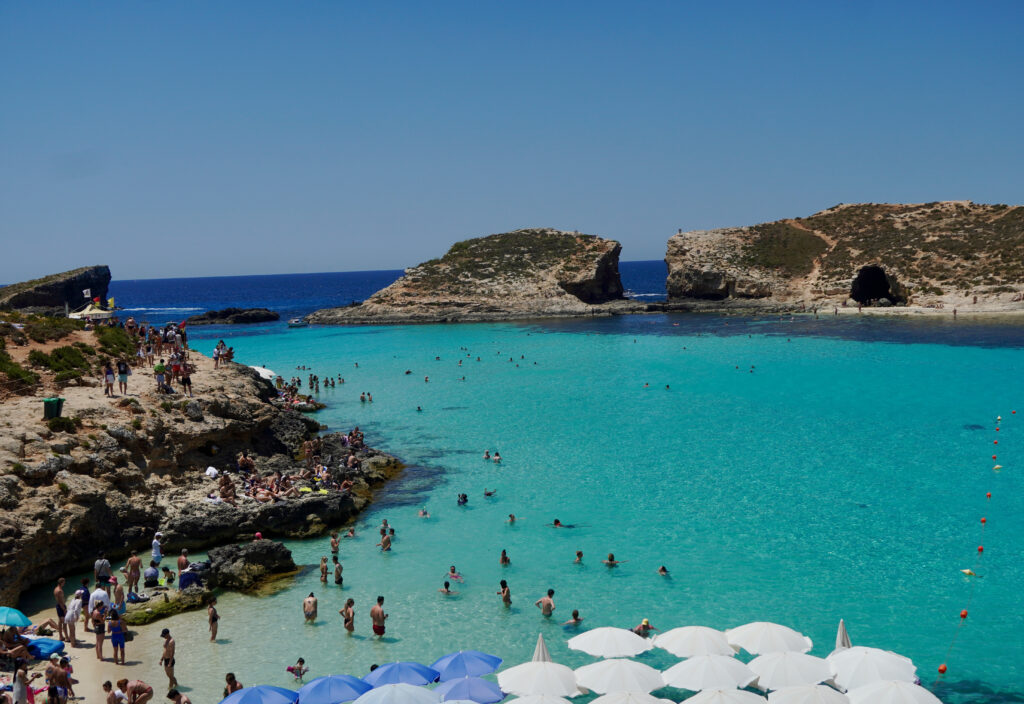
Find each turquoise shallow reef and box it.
[179,314,1021,703]
[28,307,1024,704]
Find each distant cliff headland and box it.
[309,202,1023,324]
[308,228,647,324]
[665,201,1024,309]
[0,265,111,314]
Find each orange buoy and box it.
[986,492,992,498]
[978,546,984,553]
[981,517,987,524]
[938,663,948,674]
[960,609,968,619]
[993,455,997,460]
[994,440,998,445]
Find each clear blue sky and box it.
[2,1,1022,281]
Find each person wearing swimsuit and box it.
[208,598,219,642]
[340,598,355,634]
[107,611,126,665]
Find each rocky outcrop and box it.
[185,308,281,325]
[207,540,296,590]
[0,352,403,605]
[308,228,632,324]
[666,202,1024,308]
[0,266,111,313]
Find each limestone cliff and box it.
[666,202,1024,307]
[0,266,112,313]
[0,346,401,605]
[308,228,628,324]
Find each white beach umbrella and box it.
[574,659,664,694]
[591,693,674,704]
[749,652,831,690]
[353,684,440,704]
[506,697,573,704]
[662,655,758,691]
[653,627,738,658]
[726,623,813,655]
[498,662,579,697]
[846,681,941,704]
[834,620,852,653]
[826,647,916,692]
[685,690,767,704]
[568,627,654,658]
[533,634,552,663]
[768,685,849,704]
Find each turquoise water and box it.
[57,316,1024,702]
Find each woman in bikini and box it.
[319,557,328,584]
[208,598,219,642]
[340,598,355,634]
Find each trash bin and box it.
[43,397,65,419]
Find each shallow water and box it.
[30,315,1024,703]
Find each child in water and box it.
[287,658,309,680]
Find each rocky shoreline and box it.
[0,347,403,605]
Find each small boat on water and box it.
[287,318,308,328]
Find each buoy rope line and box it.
[934,409,1013,681]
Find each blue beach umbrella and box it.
[435,677,504,704]
[0,607,31,628]
[219,686,299,704]
[363,662,440,688]
[431,651,504,681]
[353,684,440,704]
[299,675,373,704]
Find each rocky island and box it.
[185,307,281,325]
[666,201,1024,309]
[307,228,648,324]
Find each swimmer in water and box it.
[418,508,430,518]
[345,528,355,538]
[603,553,625,567]
[552,519,575,528]
[574,550,583,563]
[457,493,468,505]
[497,579,511,606]
[562,609,583,627]
[534,589,555,617]
[446,565,464,582]
[484,488,496,497]
[657,565,669,576]
[499,549,510,566]
[507,514,517,523]
[493,452,501,463]
[483,450,491,460]
[439,581,457,595]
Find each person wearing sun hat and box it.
[632,618,659,637]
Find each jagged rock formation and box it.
[308,228,630,324]
[0,352,402,604]
[207,540,297,590]
[0,266,111,313]
[185,308,280,325]
[666,202,1024,307]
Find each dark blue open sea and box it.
[110,261,667,328]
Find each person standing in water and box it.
[332,556,343,587]
[340,598,355,634]
[303,593,318,623]
[497,580,511,606]
[499,550,510,566]
[208,598,219,642]
[370,596,388,638]
[319,557,328,584]
[534,589,555,617]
